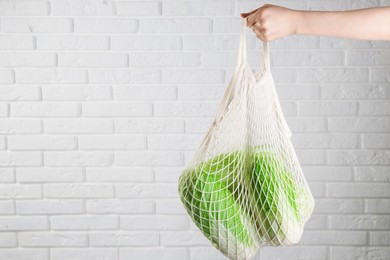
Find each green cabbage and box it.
[178,148,312,258]
[178,151,259,259]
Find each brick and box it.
[163,2,233,16]
[273,50,345,66]
[322,84,390,99]
[59,53,128,67]
[0,184,41,199]
[148,135,202,150]
[44,184,114,198]
[277,85,321,100]
[307,182,325,197]
[121,215,188,230]
[0,217,48,231]
[74,18,138,33]
[282,117,326,133]
[292,133,359,149]
[0,137,6,150]
[0,120,41,134]
[0,103,9,117]
[82,103,152,117]
[370,231,390,245]
[89,232,159,246]
[0,35,34,50]
[115,183,179,198]
[359,101,390,115]
[258,246,328,260]
[42,85,111,100]
[0,52,56,67]
[111,36,181,51]
[302,166,353,181]
[16,200,83,215]
[162,69,224,84]
[44,119,113,134]
[154,102,219,117]
[140,18,211,34]
[78,135,145,150]
[363,133,390,149]
[0,201,14,215]
[86,199,154,214]
[16,69,87,84]
[155,199,187,214]
[301,230,367,245]
[328,117,390,132]
[0,86,40,100]
[267,35,317,49]
[295,149,325,165]
[307,0,349,10]
[330,215,390,229]
[160,231,210,246]
[330,246,390,260]
[16,167,83,183]
[19,232,87,247]
[320,36,374,49]
[113,86,176,100]
[327,150,390,165]
[366,199,390,213]
[115,118,184,134]
[37,35,109,50]
[0,69,14,84]
[314,199,364,214]
[0,1,49,15]
[86,168,152,182]
[371,68,390,82]
[155,167,182,182]
[296,68,369,83]
[237,0,305,13]
[8,135,75,150]
[2,18,72,33]
[184,35,255,50]
[89,69,161,84]
[0,249,48,260]
[189,247,230,260]
[347,50,390,65]
[51,216,118,230]
[11,102,80,117]
[51,0,114,16]
[120,248,187,260]
[0,168,14,183]
[0,232,16,247]
[354,166,390,182]
[44,151,113,166]
[115,150,182,167]
[327,183,390,197]
[129,52,200,67]
[51,248,118,260]
[304,215,328,230]
[117,2,161,16]
[0,152,41,166]
[178,85,224,100]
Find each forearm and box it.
[295,7,390,40]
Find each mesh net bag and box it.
[177,17,315,260]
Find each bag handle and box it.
[237,17,270,72]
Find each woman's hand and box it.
[241,4,304,42]
[241,4,390,41]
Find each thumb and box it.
[240,7,260,18]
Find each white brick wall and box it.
[0,0,389,259]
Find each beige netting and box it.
[178,17,315,260]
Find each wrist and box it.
[292,10,307,35]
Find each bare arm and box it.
[241,4,390,41]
